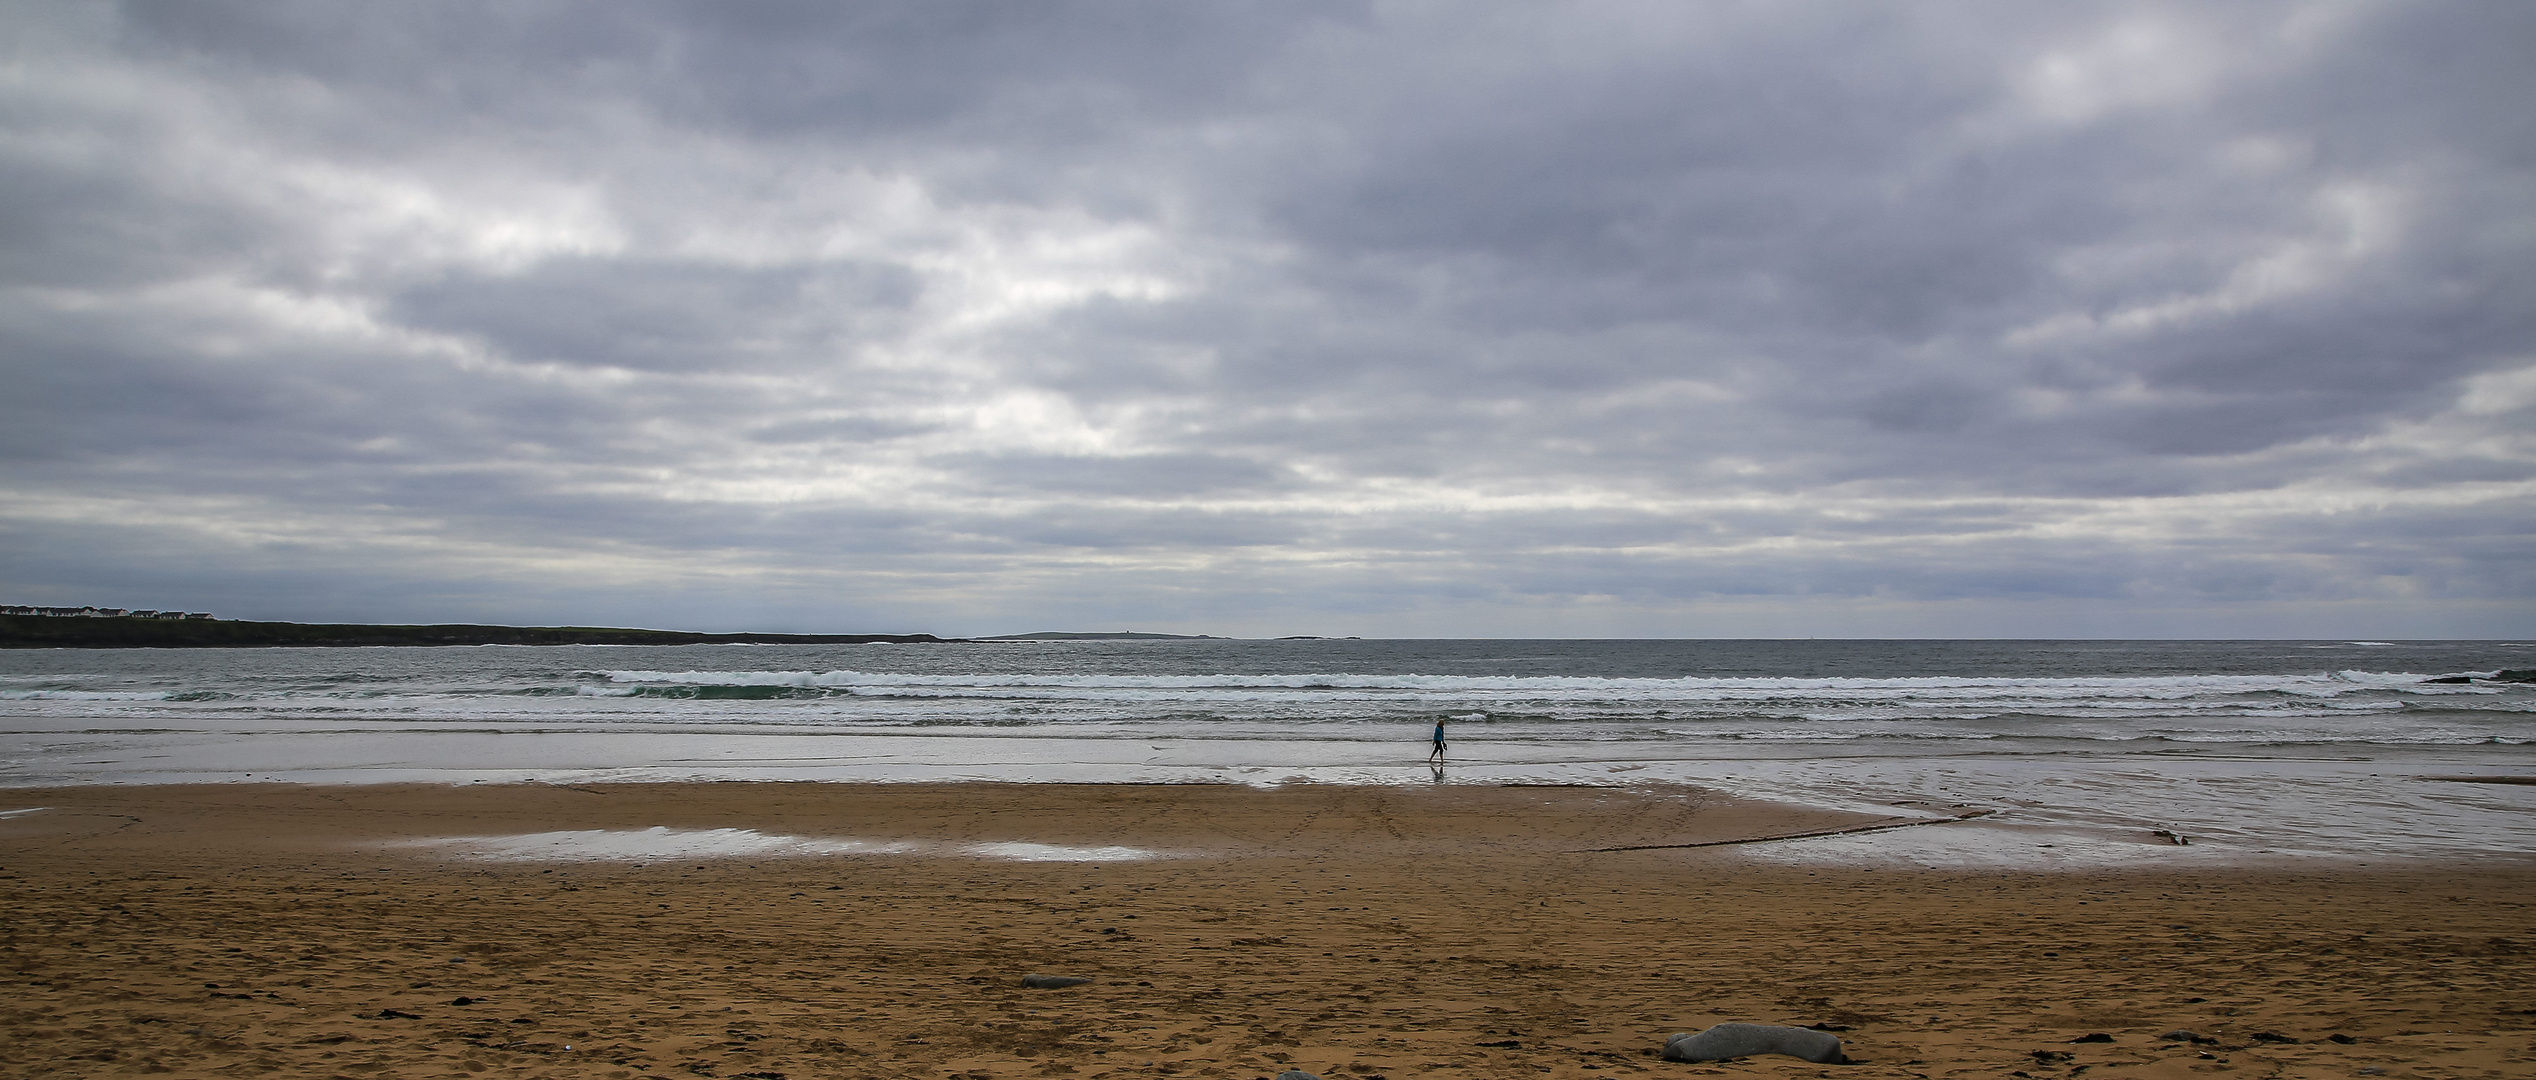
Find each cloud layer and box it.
[4,1,2531,636]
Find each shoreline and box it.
[4,781,2530,1079]
[10,747,2531,871]
[9,637,2530,872]
[7,774,2533,872]
[1,777,2522,873]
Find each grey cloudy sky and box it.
[4,1,2531,637]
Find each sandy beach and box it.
[3,782,2530,1080]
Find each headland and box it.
[0,613,946,649]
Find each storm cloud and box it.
[3,1,2530,636]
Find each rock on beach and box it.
[1020,974,1092,989]
[1662,1023,1848,1064]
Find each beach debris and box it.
[449,996,478,1006]
[2328,1034,2357,1044]
[2151,829,2190,846]
[1020,974,1092,989]
[2158,1030,2217,1045]
[1477,1040,1521,1048]
[2070,1033,2113,1043]
[1661,1023,1847,1064]
[2249,1032,2298,1044]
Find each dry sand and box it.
[2,782,2530,1080]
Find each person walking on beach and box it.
[1429,718,1447,762]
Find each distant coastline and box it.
[0,613,946,649]
[977,631,1225,641]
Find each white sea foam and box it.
[591,667,2482,698]
[565,669,2523,731]
[0,690,174,701]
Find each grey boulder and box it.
[1662,1023,1848,1064]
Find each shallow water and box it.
[3,638,2529,867]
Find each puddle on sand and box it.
[390,827,1173,864]
[1732,820,2279,870]
[391,827,898,862]
[966,841,1157,862]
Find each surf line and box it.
[1573,809,1997,853]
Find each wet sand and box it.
[2,782,2530,1080]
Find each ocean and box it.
[3,638,2530,867]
